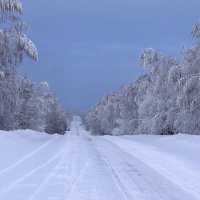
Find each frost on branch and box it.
[183,76,200,94]
[38,81,49,89]
[0,29,38,67]
[0,0,38,67]
[168,66,181,84]
[0,0,23,13]
[139,48,159,67]
[19,36,38,60]
[0,71,5,79]
[191,20,200,40]
[139,48,161,80]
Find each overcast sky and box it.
[20,0,200,112]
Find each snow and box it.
[0,117,200,199]
[104,134,200,199]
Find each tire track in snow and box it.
[66,161,91,200]
[65,134,128,200]
[0,143,64,197]
[92,140,130,200]
[94,137,197,200]
[27,142,70,200]
[95,145,153,200]
[64,135,92,200]
[0,135,59,176]
[104,137,200,200]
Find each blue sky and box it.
[20,0,200,112]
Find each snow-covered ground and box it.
[0,116,200,200]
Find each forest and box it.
[83,21,200,135]
[0,0,69,134]
[1,0,200,137]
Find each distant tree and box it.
[45,96,68,134]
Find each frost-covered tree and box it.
[0,69,20,130]
[191,20,200,41]
[0,0,37,69]
[0,0,69,134]
[174,30,200,134]
[16,80,48,131]
[83,20,200,135]
[0,0,38,131]
[45,95,68,134]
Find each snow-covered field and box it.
[0,116,200,200]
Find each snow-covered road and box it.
[0,116,200,200]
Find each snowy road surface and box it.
[0,116,200,200]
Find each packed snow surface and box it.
[0,116,200,200]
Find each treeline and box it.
[0,0,69,134]
[83,21,200,135]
